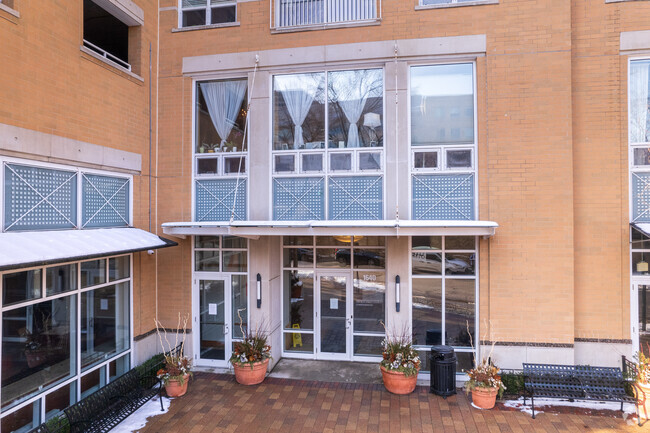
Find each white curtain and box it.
[277,75,318,149]
[330,70,380,148]
[200,81,247,149]
[631,61,650,144]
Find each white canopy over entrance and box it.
[162,220,498,239]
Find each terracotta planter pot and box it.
[165,374,190,397]
[471,386,498,409]
[380,365,418,395]
[233,358,269,385]
[635,382,650,419]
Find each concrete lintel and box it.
[621,30,650,52]
[0,122,142,173]
[93,0,144,26]
[183,35,487,75]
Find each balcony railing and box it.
[272,0,380,30]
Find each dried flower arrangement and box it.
[380,324,421,377]
[155,313,193,386]
[229,309,271,369]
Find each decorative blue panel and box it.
[82,174,130,228]
[273,177,324,220]
[633,172,650,222]
[412,174,475,220]
[4,164,77,231]
[329,176,383,220]
[196,179,246,221]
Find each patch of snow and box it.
[111,395,170,433]
[502,397,636,416]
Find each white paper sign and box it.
[209,303,217,315]
[330,298,338,310]
[100,299,108,311]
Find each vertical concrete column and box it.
[248,236,282,368]
[248,70,271,220]
[385,236,410,336]
[384,60,410,220]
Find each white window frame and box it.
[1,156,133,233]
[409,236,479,376]
[179,0,237,28]
[0,254,134,424]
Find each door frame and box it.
[315,270,353,361]
[193,274,232,368]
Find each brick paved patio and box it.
[138,373,649,432]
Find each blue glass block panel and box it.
[4,164,77,231]
[412,174,475,220]
[329,176,383,220]
[273,177,324,220]
[633,172,650,222]
[82,174,130,228]
[196,179,246,221]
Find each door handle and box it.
[224,324,229,335]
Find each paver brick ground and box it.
[138,373,650,432]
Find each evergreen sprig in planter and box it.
[229,312,272,386]
[155,313,193,397]
[464,359,505,409]
[379,329,421,395]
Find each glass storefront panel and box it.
[412,252,443,275]
[411,279,442,347]
[231,275,247,340]
[109,353,130,382]
[283,271,314,331]
[353,271,385,333]
[445,253,475,276]
[195,250,220,272]
[283,332,314,353]
[1,401,39,433]
[81,259,106,288]
[283,248,314,268]
[319,275,347,354]
[81,283,129,370]
[353,335,383,356]
[80,367,105,399]
[195,236,219,249]
[109,256,130,282]
[353,249,385,269]
[45,383,76,421]
[412,236,442,250]
[445,279,475,347]
[445,236,475,250]
[222,251,247,272]
[283,236,313,246]
[223,236,246,249]
[3,270,41,306]
[199,280,226,361]
[2,295,75,408]
[46,264,76,297]
[634,251,650,276]
[316,248,350,268]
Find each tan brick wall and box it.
[0,0,160,339]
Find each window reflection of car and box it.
[334,249,382,266]
[412,248,471,274]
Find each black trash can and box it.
[430,345,457,398]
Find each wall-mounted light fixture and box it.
[256,273,262,308]
[395,275,400,312]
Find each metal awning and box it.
[633,223,650,238]
[162,220,498,239]
[0,228,177,272]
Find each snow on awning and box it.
[162,220,498,239]
[0,228,177,272]
[633,223,650,239]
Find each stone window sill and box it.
[415,0,498,10]
[80,46,144,84]
[606,0,649,3]
[0,2,19,22]
[172,22,240,33]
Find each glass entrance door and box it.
[195,278,230,366]
[317,273,351,359]
[634,283,650,355]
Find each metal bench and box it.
[523,363,638,424]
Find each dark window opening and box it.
[83,0,129,68]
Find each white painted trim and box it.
[415,0,498,10]
[183,35,487,75]
[92,0,144,26]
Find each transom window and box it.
[0,256,131,431]
[180,0,236,28]
[410,236,477,373]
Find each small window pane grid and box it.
[411,236,477,374]
[180,0,236,27]
[81,174,130,228]
[3,162,132,232]
[0,255,132,424]
[281,236,386,358]
[412,174,475,220]
[195,179,247,221]
[195,154,247,177]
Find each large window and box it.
[272,69,384,220]
[0,256,131,430]
[411,236,477,373]
[194,79,248,221]
[180,0,236,27]
[410,63,476,220]
[630,59,650,222]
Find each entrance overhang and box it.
[162,220,498,239]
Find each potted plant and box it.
[464,358,506,409]
[633,348,650,420]
[380,328,421,395]
[155,313,193,397]
[229,312,271,385]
